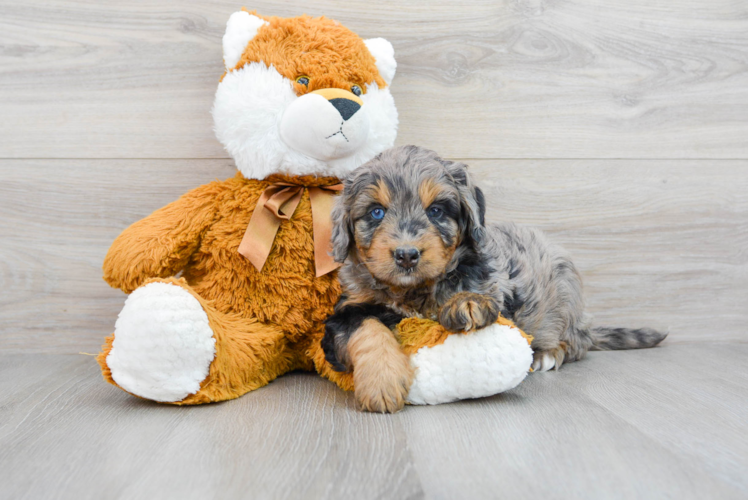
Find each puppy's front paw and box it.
[349,318,414,413]
[354,361,413,413]
[438,292,500,332]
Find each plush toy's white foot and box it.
[406,323,533,405]
[107,282,216,402]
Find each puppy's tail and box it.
[589,327,668,351]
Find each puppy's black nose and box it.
[394,247,420,269]
[329,98,361,121]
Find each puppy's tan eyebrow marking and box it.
[366,179,391,207]
[418,178,445,208]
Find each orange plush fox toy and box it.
[98,10,533,409]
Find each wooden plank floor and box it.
[1,1,747,498]
[1,344,746,500]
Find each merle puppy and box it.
[323,145,666,412]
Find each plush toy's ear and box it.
[223,11,268,71]
[364,38,397,85]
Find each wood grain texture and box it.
[0,355,423,500]
[1,346,746,499]
[471,160,748,341]
[402,343,748,499]
[1,0,748,159]
[1,159,745,353]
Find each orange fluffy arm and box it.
[103,182,223,293]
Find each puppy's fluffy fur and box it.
[323,145,667,412]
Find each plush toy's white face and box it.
[212,12,399,180]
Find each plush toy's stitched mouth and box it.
[325,121,349,142]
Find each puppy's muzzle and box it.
[394,246,420,270]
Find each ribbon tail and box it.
[238,187,302,272]
[309,187,343,277]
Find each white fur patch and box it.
[107,282,216,403]
[406,323,533,405]
[279,93,370,160]
[364,38,396,85]
[223,11,268,71]
[212,63,398,180]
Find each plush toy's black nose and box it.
[394,247,420,269]
[329,98,361,121]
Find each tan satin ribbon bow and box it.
[238,182,344,277]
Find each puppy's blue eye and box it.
[370,207,386,220]
[428,206,443,218]
[351,85,362,96]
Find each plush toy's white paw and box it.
[107,282,216,402]
[406,323,533,405]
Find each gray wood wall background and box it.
[1,0,746,353]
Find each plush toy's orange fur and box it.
[98,12,389,403]
[234,11,387,94]
[397,316,534,356]
[97,173,359,403]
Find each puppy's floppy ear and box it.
[440,159,486,245]
[330,189,354,263]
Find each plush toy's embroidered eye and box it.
[428,206,444,218]
[351,85,362,96]
[295,76,310,86]
[370,207,386,220]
